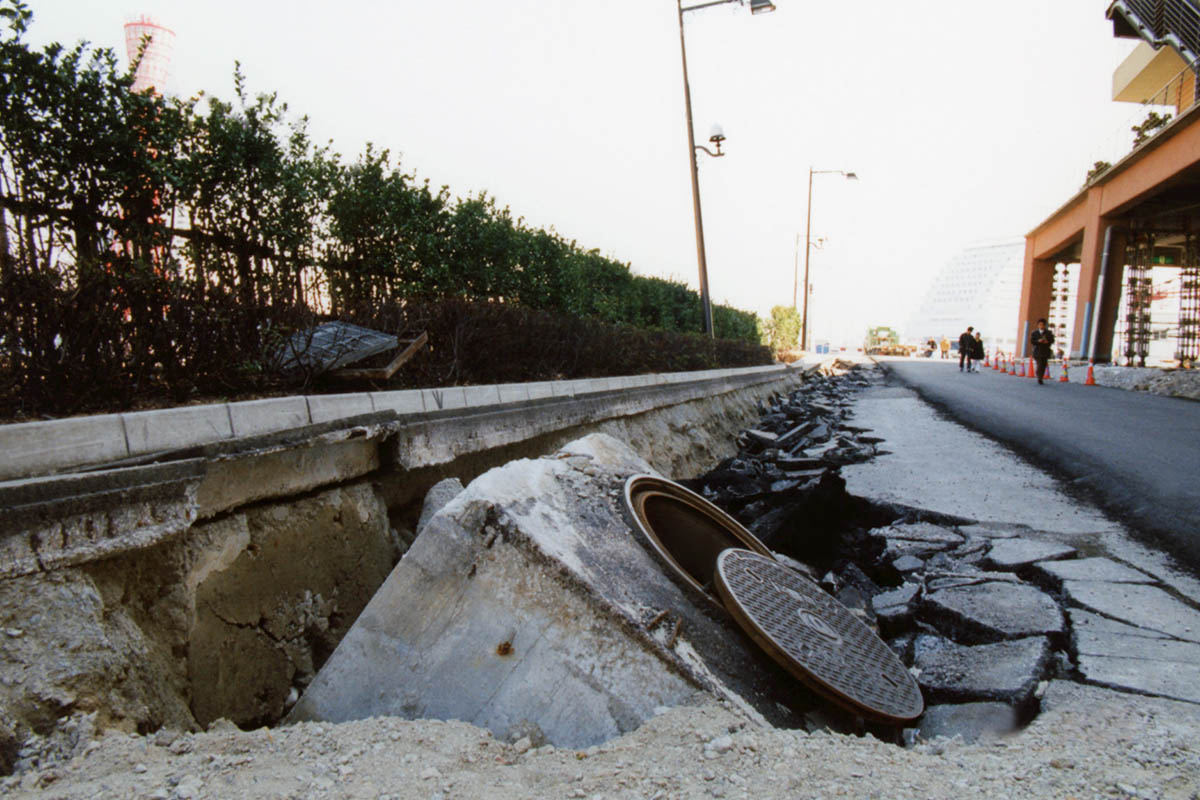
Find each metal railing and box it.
[1086,55,1200,184]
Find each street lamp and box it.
[800,168,857,351]
[676,0,776,337]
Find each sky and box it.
[20,0,1142,346]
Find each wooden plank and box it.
[332,331,428,381]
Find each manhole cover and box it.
[714,549,924,724]
[623,475,774,607]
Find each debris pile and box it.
[685,363,1200,742]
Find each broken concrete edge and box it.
[0,368,804,581]
[0,364,798,482]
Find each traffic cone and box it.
[1059,359,1069,383]
[1018,360,1025,377]
[1084,360,1097,386]
[992,354,999,371]
[984,352,991,368]
[1028,357,1037,380]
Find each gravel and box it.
[4,681,1197,799]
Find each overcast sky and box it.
[23,0,1141,345]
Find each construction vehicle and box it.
[864,326,914,356]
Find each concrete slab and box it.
[462,385,503,407]
[422,386,468,412]
[307,393,375,423]
[1061,581,1200,643]
[123,404,233,455]
[370,390,425,416]
[913,635,1051,704]
[917,702,1018,743]
[289,434,813,746]
[524,382,556,401]
[983,538,1076,570]
[843,387,1120,535]
[921,580,1064,642]
[1076,648,1200,705]
[0,413,128,480]
[1067,608,1169,640]
[228,397,311,438]
[495,383,531,404]
[1034,556,1155,585]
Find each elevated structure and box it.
[123,14,175,95]
[1019,1,1200,365]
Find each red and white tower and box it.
[123,14,175,95]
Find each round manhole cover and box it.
[714,549,924,724]
[623,474,773,607]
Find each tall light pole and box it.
[801,167,857,351]
[676,0,776,337]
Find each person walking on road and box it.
[940,337,950,360]
[970,331,985,372]
[958,326,974,372]
[1030,318,1055,385]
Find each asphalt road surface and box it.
[877,357,1200,571]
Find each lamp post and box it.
[676,0,776,337]
[800,167,857,351]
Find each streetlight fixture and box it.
[676,0,776,337]
[800,168,857,351]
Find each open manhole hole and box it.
[714,548,924,724]
[623,474,774,606]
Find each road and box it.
[876,357,1200,570]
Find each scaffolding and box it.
[1124,232,1154,367]
[1179,233,1200,367]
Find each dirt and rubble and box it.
[5,682,1198,799]
[3,360,1200,798]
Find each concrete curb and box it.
[0,365,793,482]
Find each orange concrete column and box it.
[1016,238,1056,358]
[1065,188,1110,359]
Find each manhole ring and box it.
[713,549,924,724]
[623,474,774,607]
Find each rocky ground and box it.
[5,681,1198,799]
[1073,364,1199,401]
[5,360,1199,799]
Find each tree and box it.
[760,305,801,352]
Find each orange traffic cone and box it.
[1084,360,1097,386]
[1028,357,1037,380]
[1059,359,1069,383]
[1018,360,1025,377]
[984,352,991,368]
[992,353,999,370]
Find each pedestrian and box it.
[958,326,974,372]
[939,336,950,360]
[970,331,985,372]
[1030,318,1055,385]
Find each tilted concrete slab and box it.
[1034,556,1155,586]
[288,434,813,746]
[1062,581,1200,644]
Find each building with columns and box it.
[1019,0,1200,366]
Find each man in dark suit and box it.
[958,326,974,372]
[1030,318,1055,385]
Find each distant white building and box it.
[906,240,1077,356]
